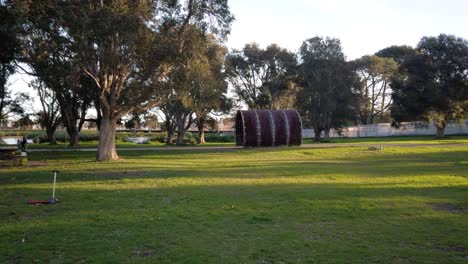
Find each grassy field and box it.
[19,135,468,150]
[303,135,468,145]
[1,145,467,263]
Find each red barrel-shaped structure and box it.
[235,110,303,147]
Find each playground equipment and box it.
[235,110,303,147]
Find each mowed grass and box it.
[24,135,468,149]
[0,145,467,263]
[302,135,468,145]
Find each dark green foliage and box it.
[297,36,358,141]
[375,45,417,64]
[0,2,20,119]
[391,34,468,137]
[202,132,234,142]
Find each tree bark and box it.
[96,116,119,161]
[436,126,445,138]
[66,126,79,147]
[176,131,185,145]
[46,127,57,144]
[198,130,205,144]
[197,117,205,144]
[313,128,322,142]
[176,117,186,145]
[165,130,174,144]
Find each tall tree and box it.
[297,36,358,141]
[391,34,468,137]
[65,0,234,160]
[17,1,93,147]
[226,43,298,109]
[189,35,231,144]
[352,55,398,124]
[0,2,20,119]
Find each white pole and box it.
[52,171,57,198]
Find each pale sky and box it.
[10,0,468,111]
[226,0,468,59]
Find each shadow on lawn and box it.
[1,176,467,263]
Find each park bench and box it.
[0,146,19,160]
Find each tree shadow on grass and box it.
[1,181,467,263]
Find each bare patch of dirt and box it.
[25,160,48,167]
[428,203,467,213]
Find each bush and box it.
[203,132,235,143]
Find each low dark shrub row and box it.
[0,130,235,144]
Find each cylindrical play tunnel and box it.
[235,110,303,147]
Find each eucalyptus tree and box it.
[226,43,298,109]
[16,0,234,160]
[76,1,233,159]
[16,1,93,147]
[391,34,468,137]
[189,35,231,144]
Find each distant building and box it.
[0,118,14,128]
[218,118,235,132]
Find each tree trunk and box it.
[96,116,119,161]
[46,127,57,144]
[323,128,330,141]
[313,128,322,142]
[165,130,174,144]
[197,117,205,144]
[176,118,186,145]
[198,130,205,144]
[176,132,185,145]
[66,126,79,148]
[436,126,445,138]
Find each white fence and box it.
[303,119,468,138]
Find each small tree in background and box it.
[352,55,399,124]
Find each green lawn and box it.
[22,135,468,149]
[302,135,468,145]
[1,145,467,263]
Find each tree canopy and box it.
[226,43,298,110]
[391,34,468,137]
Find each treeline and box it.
[226,36,468,141]
[0,1,467,161]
